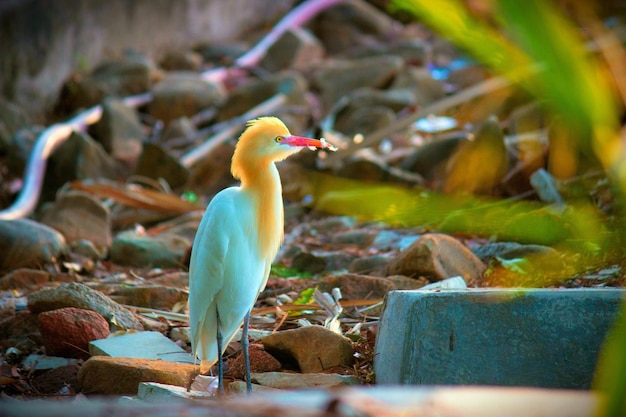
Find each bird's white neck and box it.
[240,161,284,262]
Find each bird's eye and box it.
[275,136,284,143]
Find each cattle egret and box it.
[189,117,334,394]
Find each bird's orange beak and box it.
[281,135,337,151]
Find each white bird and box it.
[189,117,333,393]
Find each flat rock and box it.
[109,230,190,268]
[251,372,359,389]
[110,285,188,310]
[383,233,486,283]
[22,354,79,371]
[89,330,194,363]
[375,288,626,388]
[88,98,145,166]
[262,326,354,373]
[38,190,112,249]
[0,219,66,271]
[138,382,211,402]
[147,72,225,125]
[78,356,199,395]
[27,282,144,331]
[38,307,110,359]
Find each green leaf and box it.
[294,287,317,305]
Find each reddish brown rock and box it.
[32,363,81,394]
[226,344,282,380]
[262,326,354,373]
[0,269,74,293]
[383,233,486,283]
[78,356,200,395]
[38,307,110,359]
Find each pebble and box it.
[0,219,66,270]
[38,307,110,359]
[262,325,354,373]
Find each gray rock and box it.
[470,241,560,263]
[371,230,420,251]
[261,27,325,72]
[89,331,193,363]
[400,133,466,180]
[109,230,190,268]
[138,382,211,402]
[392,67,446,107]
[42,131,120,203]
[317,273,424,301]
[70,239,102,261]
[0,219,66,270]
[88,98,145,165]
[336,156,423,187]
[311,55,404,108]
[159,117,197,142]
[331,229,378,247]
[38,190,112,249]
[334,105,395,137]
[147,72,225,125]
[27,282,143,330]
[375,288,626,389]
[55,53,153,116]
[135,142,190,189]
[348,255,390,274]
[291,250,356,273]
[22,354,79,371]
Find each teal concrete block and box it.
[375,289,626,388]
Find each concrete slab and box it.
[375,288,626,388]
[89,331,194,363]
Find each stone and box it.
[110,285,188,310]
[260,27,325,72]
[0,269,73,292]
[262,326,354,373]
[228,381,279,393]
[31,363,81,394]
[70,239,102,261]
[0,312,40,351]
[55,54,153,116]
[383,233,486,283]
[149,271,189,288]
[311,55,404,109]
[216,72,309,126]
[22,354,79,371]
[291,250,356,274]
[109,230,190,268]
[317,274,424,301]
[78,356,199,395]
[0,219,66,271]
[392,67,446,107]
[334,106,395,137]
[159,50,203,71]
[226,344,282,380]
[371,230,420,252]
[311,0,398,54]
[348,255,391,275]
[89,331,194,363]
[38,307,110,359]
[134,142,190,189]
[375,288,626,388]
[147,72,225,125]
[336,156,423,187]
[400,134,466,180]
[251,372,359,389]
[470,241,560,264]
[442,116,508,195]
[331,229,377,248]
[38,191,112,249]
[88,98,145,166]
[42,131,120,203]
[27,282,144,331]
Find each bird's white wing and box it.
[188,187,266,370]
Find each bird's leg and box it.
[242,310,252,394]
[216,310,225,395]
